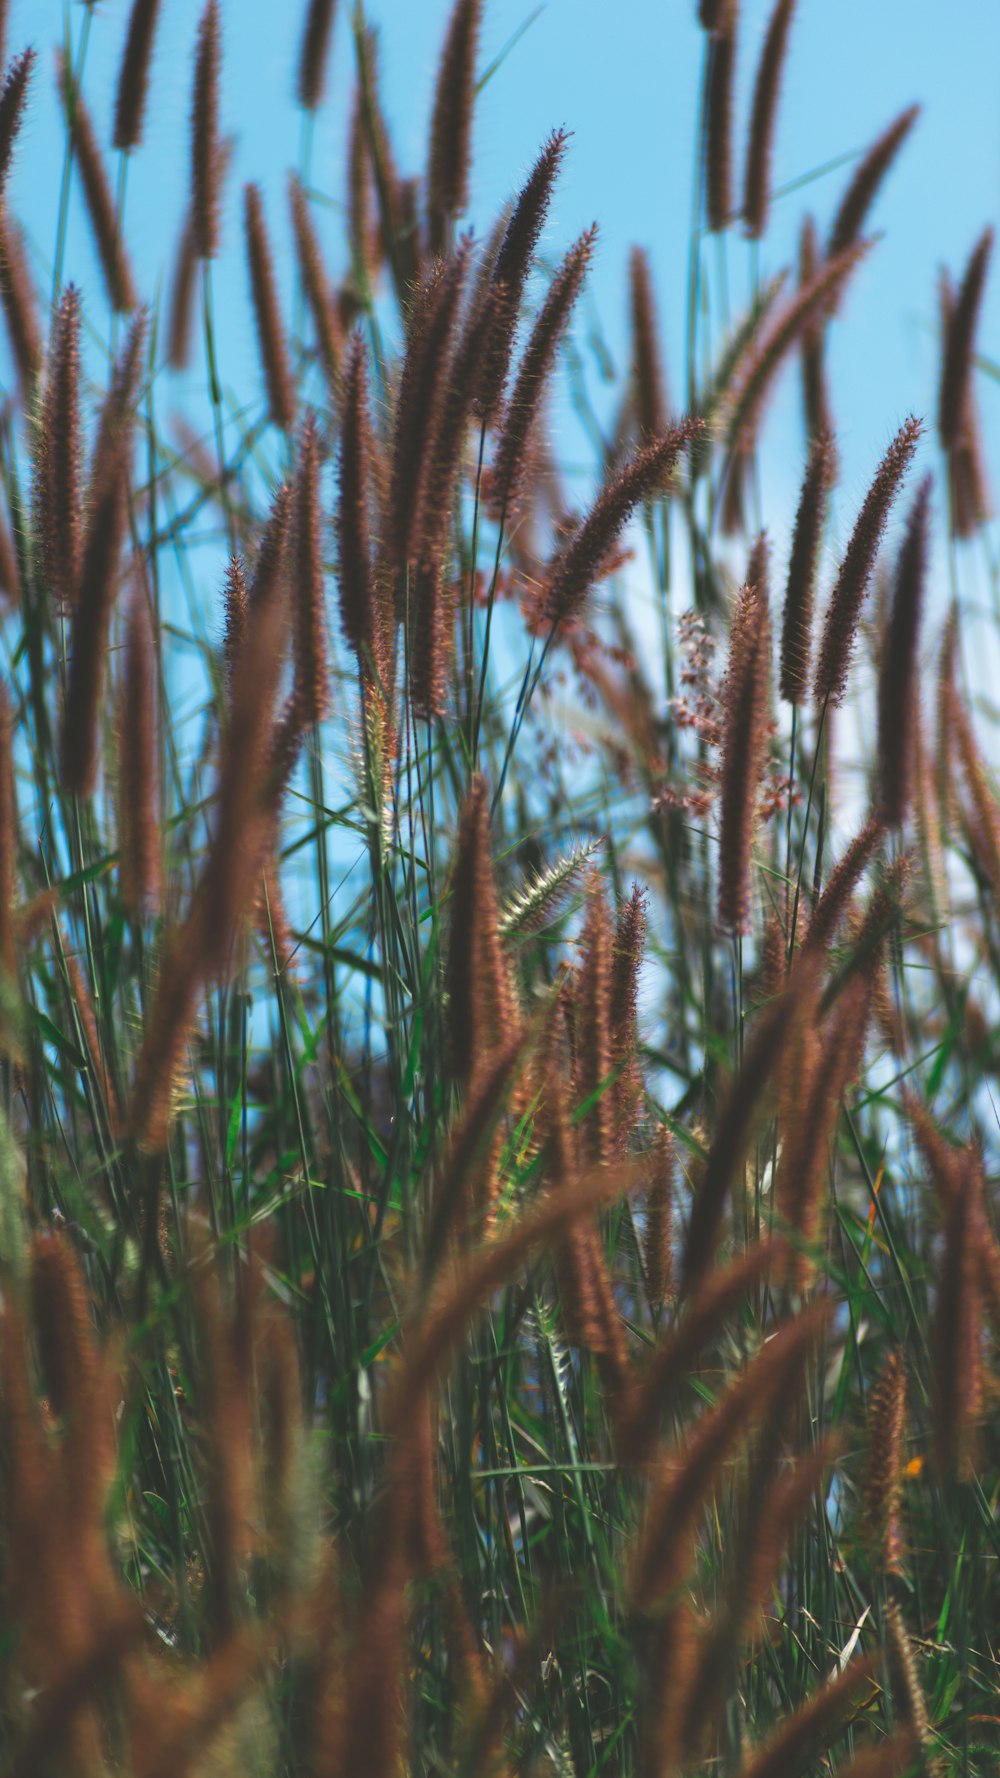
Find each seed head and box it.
[813,415,922,708]
[191,0,222,261]
[114,0,163,151]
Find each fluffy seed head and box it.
[492,224,597,514]
[743,0,796,239]
[0,208,42,397]
[780,433,835,704]
[243,181,295,431]
[114,0,163,151]
[336,332,376,659]
[726,239,869,460]
[296,0,337,111]
[876,475,932,826]
[291,411,329,727]
[932,1145,984,1480]
[427,0,482,252]
[718,584,771,932]
[191,0,222,260]
[475,128,569,421]
[446,775,519,1086]
[704,6,736,232]
[610,882,648,1152]
[938,226,993,454]
[803,815,885,956]
[863,1348,907,1573]
[37,284,83,611]
[543,420,700,630]
[643,1126,674,1307]
[575,874,614,1168]
[388,245,469,570]
[0,47,34,200]
[289,172,342,398]
[798,214,834,444]
[61,477,128,797]
[119,572,160,916]
[828,104,920,263]
[629,246,669,440]
[813,415,922,708]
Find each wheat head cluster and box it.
[0,0,996,1774]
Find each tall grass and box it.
[0,2,997,1775]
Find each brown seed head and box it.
[289,172,342,398]
[114,0,162,151]
[543,420,700,630]
[609,882,647,1152]
[609,1240,779,1464]
[427,0,482,252]
[780,432,835,704]
[347,80,381,289]
[290,411,329,727]
[296,0,337,111]
[0,47,34,199]
[631,1304,829,1612]
[828,104,920,263]
[939,272,992,538]
[353,27,409,304]
[575,873,614,1168]
[119,573,160,917]
[167,213,197,370]
[863,1347,907,1573]
[776,971,871,1290]
[249,479,292,625]
[932,1145,984,1480]
[336,332,376,660]
[643,1125,674,1308]
[446,775,519,1085]
[222,553,247,687]
[743,0,796,239]
[61,477,128,798]
[884,1600,935,1762]
[704,4,736,232]
[388,245,469,570]
[0,208,42,397]
[492,224,597,515]
[683,985,803,1297]
[475,128,569,421]
[718,583,771,932]
[876,475,932,826]
[89,310,148,510]
[746,529,771,612]
[417,270,499,578]
[727,239,869,461]
[167,138,231,371]
[813,415,922,708]
[243,181,295,432]
[29,1231,97,1420]
[938,226,993,453]
[798,214,834,444]
[739,1657,879,1778]
[803,815,885,956]
[191,0,222,261]
[37,285,83,613]
[628,246,670,440]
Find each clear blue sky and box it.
[7,1,1000,663]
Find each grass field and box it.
[0,1,997,1774]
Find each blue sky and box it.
[6,1,1000,677]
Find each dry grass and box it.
[0,3,997,1776]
